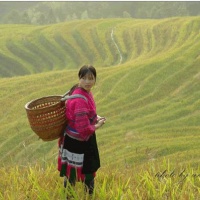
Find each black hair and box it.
[69,65,96,95]
[78,65,96,80]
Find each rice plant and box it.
[0,159,200,200]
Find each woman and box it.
[58,65,106,197]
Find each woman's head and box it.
[78,65,96,81]
[78,65,96,92]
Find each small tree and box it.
[72,13,78,20]
[21,11,31,24]
[65,15,71,21]
[3,10,21,24]
[47,8,56,24]
[123,11,132,18]
[81,10,89,19]
[38,13,46,25]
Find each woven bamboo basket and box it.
[25,95,67,141]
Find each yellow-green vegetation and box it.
[0,17,200,199]
[1,160,200,199]
[1,17,200,77]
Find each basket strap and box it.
[61,94,87,102]
[62,90,70,97]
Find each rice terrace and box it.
[0,16,200,199]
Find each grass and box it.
[1,17,197,77]
[0,16,200,199]
[0,159,200,199]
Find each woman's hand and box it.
[95,116,106,129]
[97,115,106,122]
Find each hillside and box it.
[0,17,200,172]
[1,17,200,78]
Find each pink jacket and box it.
[65,87,97,141]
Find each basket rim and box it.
[25,95,63,111]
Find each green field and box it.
[0,17,200,199]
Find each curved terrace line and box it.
[111,28,123,65]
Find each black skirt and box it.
[59,132,100,178]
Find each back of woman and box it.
[66,87,97,141]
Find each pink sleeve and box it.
[73,99,95,140]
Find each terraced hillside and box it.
[0,17,200,170]
[0,19,124,77]
[1,17,199,77]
